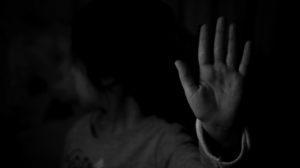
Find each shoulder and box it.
[138,115,191,141]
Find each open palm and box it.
[175,17,251,129]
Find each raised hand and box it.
[175,17,251,142]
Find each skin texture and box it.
[175,17,251,148]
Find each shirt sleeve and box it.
[196,119,251,167]
[155,119,250,168]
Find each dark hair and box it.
[72,0,179,116]
[73,1,175,82]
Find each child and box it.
[60,1,251,167]
[11,1,251,167]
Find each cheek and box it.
[52,75,77,101]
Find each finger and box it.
[239,41,251,76]
[226,24,237,67]
[198,24,209,65]
[214,17,225,63]
[175,60,197,96]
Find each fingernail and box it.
[174,60,178,67]
[218,16,225,23]
[174,60,180,69]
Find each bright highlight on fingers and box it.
[214,17,226,63]
[198,24,209,65]
[239,41,251,76]
[226,24,237,68]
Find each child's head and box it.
[72,0,176,95]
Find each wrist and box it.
[202,122,243,149]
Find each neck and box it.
[91,95,144,137]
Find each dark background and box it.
[1,0,298,167]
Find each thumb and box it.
[175,60,197,96]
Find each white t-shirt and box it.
[62,113,250,168]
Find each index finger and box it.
[198,24,209,65]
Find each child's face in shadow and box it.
[69,63,127,116]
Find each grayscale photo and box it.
[1,0,295,167]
